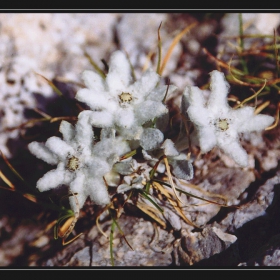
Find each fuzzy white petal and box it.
[232,107,274,132]
[100,128,116,140]
[28,141,59,165]
[82,70,105,91]
[118,126,143,141]
[188,86,205,108]
[134,100,168,125]
[86,178,110,206]
[86,110,114,128]
[92,137,130,161]
[36,165,73,192]
[69,172,87,211]
[45,136,75,161]
[75,111,94,149]
[112,137,131,156]
[197,126,217,153]
[184,70,275,167]
[88,157,112,177]
[129,69,159,100]
[207,70,230,112]
[106,51,131,92]
[69,171,85,193]
[148,85,177,102]
[243,114,274,132]
[216,127,239,146]
[114,107,135,129]
[59,121,75,143]
[218,139,248,167]
[75,88,109,110]
[187,105,211,127]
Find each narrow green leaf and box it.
[110,211,134,251]
[120,149,137,160]
[84,51,106,79]
[138,189,164,213]
[109,218,116,266]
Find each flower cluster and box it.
[28,51,274,212]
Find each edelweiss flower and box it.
[185,70,274,167]
[28,113,130,210]
[75,50,176,141]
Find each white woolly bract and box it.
[114,107,135,128]
[75,111,95,149]
[69,172,87,211]
[45,136,75,161]
[128,69,159,100]
[28,141,58,165]
[88,157,112,177]
[82,70,105,92]
[36,163,73,192]
[92,137,130,162]
[86,178,110,206]
[134,100,168,126]
[106,50,131,92]
[59,120,75,143]
[148,85,177,102]
[87,110,114,128]
[208,70,230,112]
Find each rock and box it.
[173,226,238,266]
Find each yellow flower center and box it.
[216,118,229,131]
[119,92,133,104]
[66,156,80,172]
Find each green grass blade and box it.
[109,218,116,266]
[138,189,164,213]
[83,51,106,79]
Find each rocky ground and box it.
[0,13,280,267]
